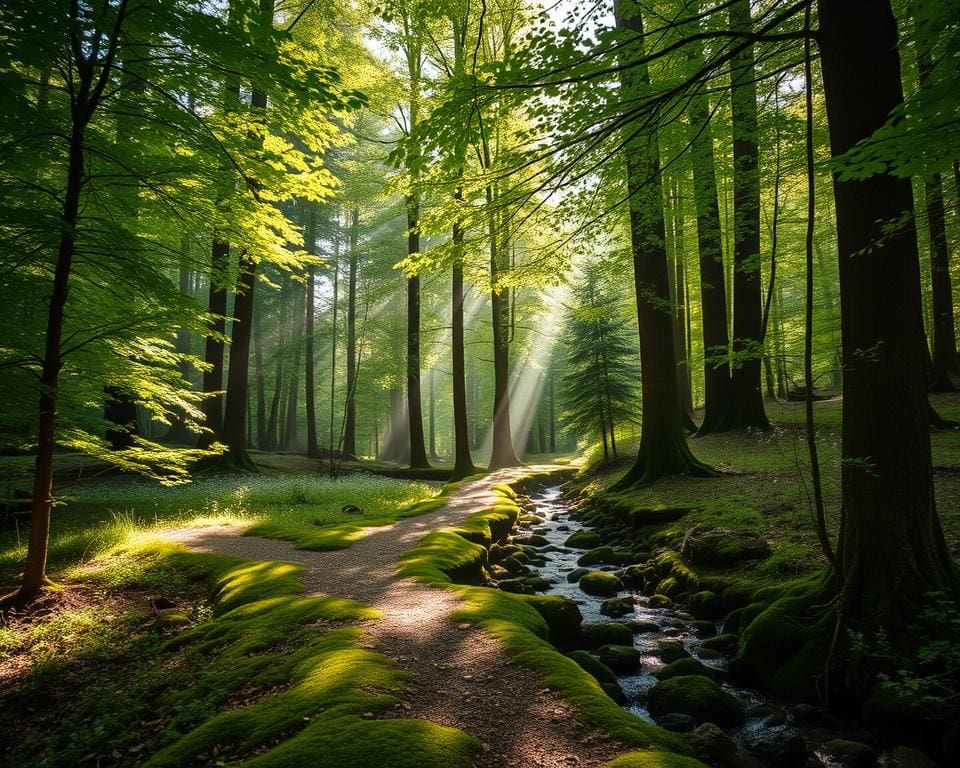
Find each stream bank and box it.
[482,481,947,768]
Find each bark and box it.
[253,296,267,449]
[406,199,429,468]
[548,372,557,453]
[688,43,734,435]
[612,1,713,487]
[198,241,229,448]
[819,0,956,636]
[343,207,359,456]
[221,252,257,470]
[924,172,959,390]
[265,274,287,451]
[328,225,339,470]
[305,206,320,459]
[668,177,697,431]
[451,222,476,479]
[728,0,770,431]
[282,277,303,451]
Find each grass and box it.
[0,473,440,587]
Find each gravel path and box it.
[166,466,625,768]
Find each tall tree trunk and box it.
[253,295,267,449]
[728,0,770,431]
[328,223,340,470]
[451,254,476,479]
[343,207,359,457]
[612,0,713,487]
[819,0,956,636]
[221,252,257,470]
[669,177,697,431]
[166,259,197,443]
[199,240,229,448]
[924,172,959,390]
[688,44,734,435]
[305,205,320,459]
[265,273,287,451]
[283,277,303,451]
[548,371,557,453]
[406,198,430,468]
[428,368,439,461]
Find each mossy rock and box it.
[655,658,717,681]
[611,548,636,566]
[656,577,682,598]
[567,650,619,687]
[697,648,723,660]
[497,576,552,595]
[579,621,634,650]
[600,596,635,618]
[154,610,191,629]
[501,555,530,575]
[699,633,739,656]
[722,601,767,634]
[648,594,673,609]
[565,530,602,549]
[514,534,550,548]
[566,567,590,583]
[601,682,628,705]
[656,641,691,664]
[603,750,706,768]
[689,620,717,638]
[680,526,771,566]
[647,675,745,727]
[689,591,724,621]
[820,739,877,768]
[579,571,623,597]
[721,584,756,611]
[621,564,648,588]
[523,595,583,646]
[597,644,642,674]
[629,620,661,634]
[577,546,616,567]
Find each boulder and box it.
[747,734,807,768]
[690,620,718,638]
[656,640,691,664]
[629,619,661,634]
[686,722,740,764]
[564,530,602,549]
[600,596,636,618]
[497,576,552,594]
[501,555,530,575]
[580,621,634,650]
[884,746,937,768]
[514,534,550,548]
[566,567,590,583]
[648,594,673,609]
[601,682,628,704]
[579,571,623,597]
[689,590,724,621]
[657,713,696,733]
[524,595,583,645]
[681,525,771,566]
[567,649,619,686]
[820,739,877,768]
[655,657,717,681]
[597,644,642,674]
[620,564,648,588]
[577,546,616,566]
[647,676,746,728]
[700,633,740,656]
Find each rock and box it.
[564,530,602,549]
[689,590,725,620]
[488,564,511,579]
[884,746,937,768]
[647,676,746,727]
[655,657,716,681]
[691,620,718,638]
[628,619,661,634]
[597,644,642,674]
[501,555,531,575]
[697,648,723,660]
[154,609,190,629]
[681,525,771,566]
[700,632,739,656]
[600,596,635,618]
[746,704,787,726]
[789,703,824,724]
[820,739,877,768]
[567,650,619,686]
[497,576,552,594]
[620,564,648,588]
[686,722,739,763]
[657,713,696,733]
[524,595,583,645]
[577,546,616,566]
[656,576,682,597]
[611,548,635,565]
[579,621,634,650]
[748,734,807,767]
[601,682,628,704]
[579,571,623,597]
[514,534,550,548]
[566,567,590,583]
[648,594,673,609]
[656,640,691,664]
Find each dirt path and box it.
[167,466,624,768]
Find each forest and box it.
[0,0,958,766]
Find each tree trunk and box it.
[199,241,229,448]
[253,295,267,449]
[728,0,770,431]
[305,205,320,459]
[221,252,257,470]
[923,172,959,390]
[343,207,359,456]
[688,42,734,436]
[328,224,340,470]
[669,177,697,431]
[283,277,303,451]
[819,0,956,636]
[451,256,476,479]
[406,199,430,469]
[612,1,713,487]
[265,273,287,451]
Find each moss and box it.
[655,577,681,598]
[565,530,603,549]
[688,591,723,621]
[580,571,623,597]
[646,676,745,727]
[604,751,707,768]
[521,595,583,646]
[567,650,620,686]
[580,621,635,650]
[597,644,642,674]
[577,546,617,566]
[655,658,716,681]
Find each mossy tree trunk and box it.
[819,0,957,636]
[611,0,714,488]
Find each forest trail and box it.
[166,467,624,768]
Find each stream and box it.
[511,485,873,768]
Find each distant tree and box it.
[559,266,640,462]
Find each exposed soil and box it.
[166,466,626,768]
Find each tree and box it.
[559,264,640,461]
